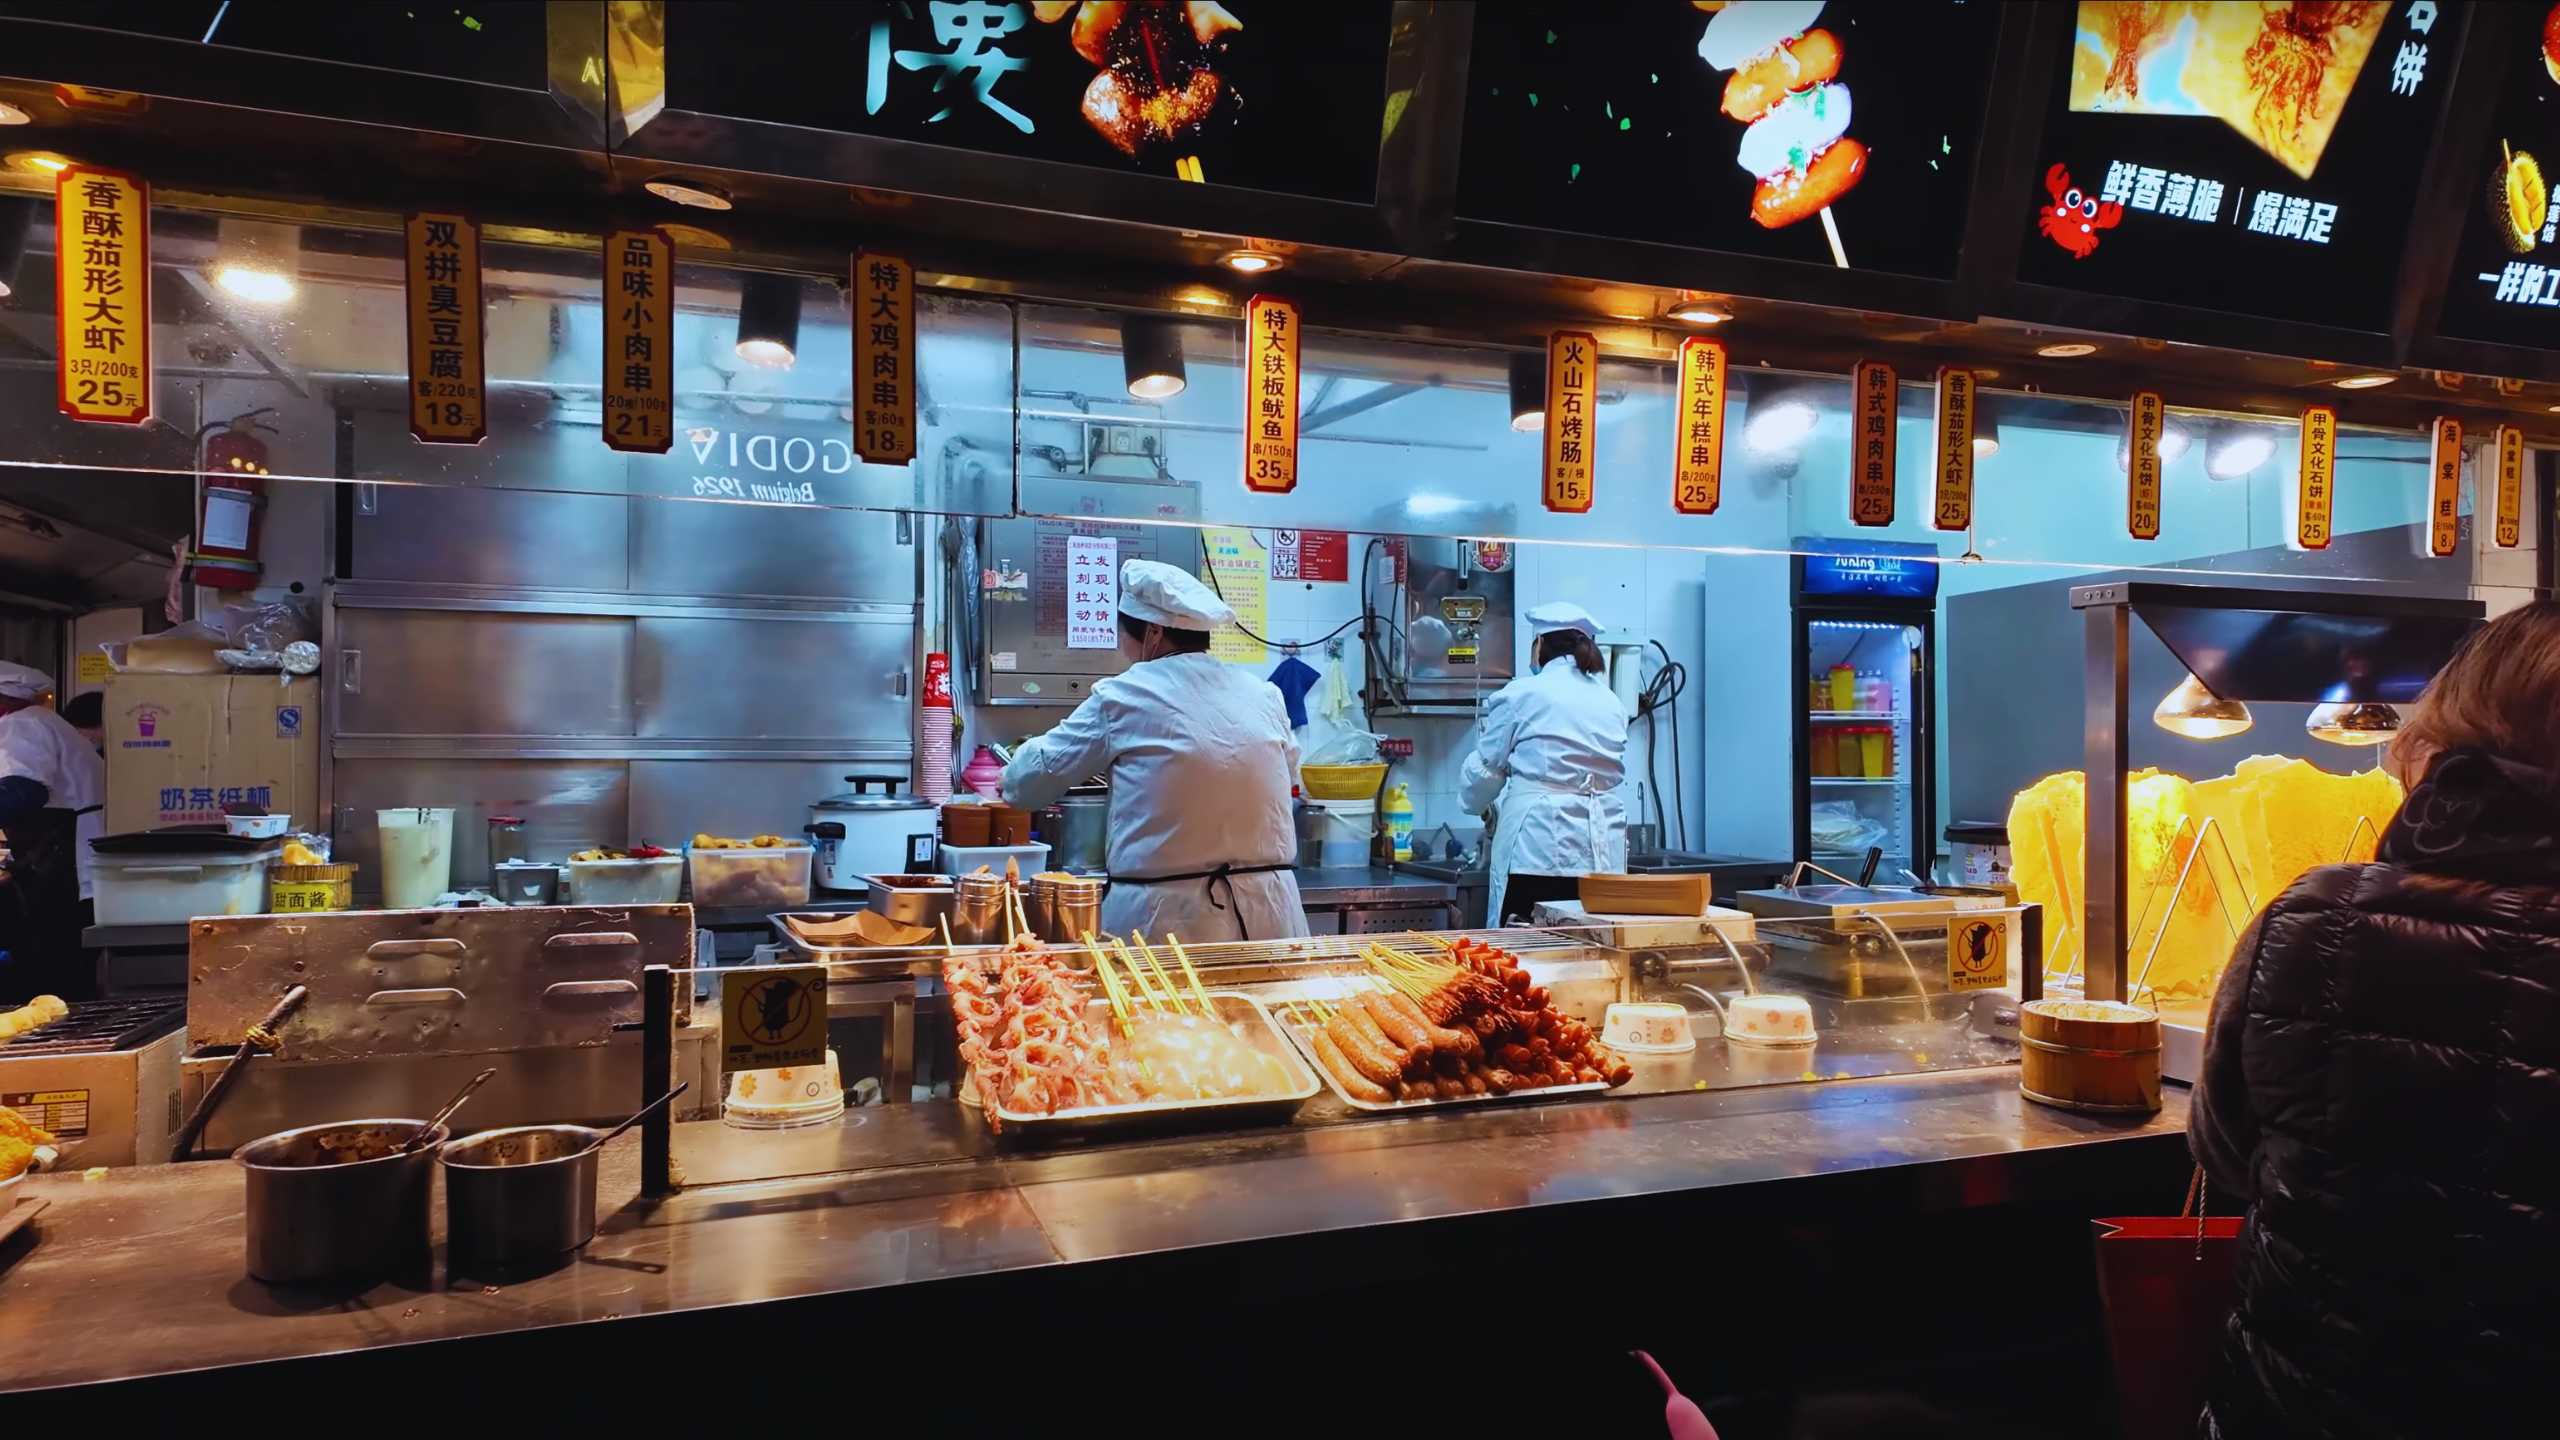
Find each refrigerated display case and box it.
[1791,549,1936,882]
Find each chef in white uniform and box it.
[0,663,106,1001]
[1004,560,1310,942]
[1459,602,1630,925]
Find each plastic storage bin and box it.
[92,847,276,925]
[565,855,684,905]
[686,844,813,910]
[938,841,1051,877]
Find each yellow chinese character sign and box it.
[1931,366,1975,532]
[1851,360,1897,527]
[1542,330,1598,514]
[404,212,486,444]
[2297,405,2335,550]
[1672,337,1725,516]
[2127,391,2164,541]
[602,229,674,454]
[1243,294,1299,494]
[54,167,150,425]
[854,250,916,465]
[2495,425,2524,550]
[2427,417,2462,558]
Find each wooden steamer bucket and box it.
[2019,999,2162,1114]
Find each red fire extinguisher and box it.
[191,409,276,590]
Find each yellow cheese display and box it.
[2007,757,2402,1000]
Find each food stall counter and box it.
[0,1067,2188,1398]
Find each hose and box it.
[1636,639,1689,851]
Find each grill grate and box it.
[0,995,184,1057]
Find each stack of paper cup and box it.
[918,652,954,804]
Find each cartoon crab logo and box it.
[2038,163,2123,260]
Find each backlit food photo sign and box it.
[2429,3,2560,350]
[2020,1,2460,332]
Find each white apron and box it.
[1459,656,1631,924]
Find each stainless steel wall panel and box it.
[629,760,905,852]
[632,615,910,740]
[349,485,631,590]
[336,610,634,737]
[629,498,912,602]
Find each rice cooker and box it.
[805,776,937,891]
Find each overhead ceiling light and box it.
[2153,672,2252,739]
[1507,352,1545,432]
[211,218,300,306]
[0,101,29,126]
[1743,399,1817,455]
[0,197,32,300]
[1219,249,1281,274]
[2332,373,2396,389]
[1664,300,1732,325]
[644,176,734,211]
[2036,341,2099,358]
[7,150,70,174]
[2115,422,2195,471]
[2205,429,2276,480]
[659,222,731,251]
[1173,284,1227,307]
[1122,314,1188,399]
[733,272,801,369]
[2305,700,2400,746]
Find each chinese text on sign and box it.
[1931,366,1975,532]
[1851,361,1897,527]
[2127,391,2164,541]
[2297,406,2335,551]
[1541,331,1598,514]
[404,212,486,444]
[55,168,150,424]
[2495,425,2524,550]
[1064,535,1118,650]
[2428,417,2462,558]
[602,229,674,454]
[854,251,917,465]
[1672,337,1725,516]
[1244,295,1300,494]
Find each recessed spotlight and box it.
[8,151,71,174]
[1219,249,1280,274]
[1664,301,1731,325]
[0,102,29,126]
[214,266,295,305]
[2037,342,2098,358]
[1973,434,2000,460]
[644,176,734,211]
[2332,373,2396,389]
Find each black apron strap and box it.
[1109,860,1296,943]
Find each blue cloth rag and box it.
[1267,655,1322,729]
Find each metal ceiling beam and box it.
[1301,381,1422,435]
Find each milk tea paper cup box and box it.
[104,675,320,833]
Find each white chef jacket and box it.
[1458,655,1630,923]
[0,704,107,900]
[1003,652,1309,942]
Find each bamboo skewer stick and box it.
[1130,935,1191,1017]
[1111,938,1170,1015]
[1165,934,1214,1011]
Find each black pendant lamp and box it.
[1121,314,1187,399]
[1508,352,1545,432]
[734,272,801,368]
[0,197,33,301]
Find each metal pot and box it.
[1042,792,1109,872]
[439,1124,601,1273]
[236,1118,446,1284]
[806,775,936,891]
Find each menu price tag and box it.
[2127,391,2164,541]
[1541,330,1599,514]
[1064,535,1118,650]
[721,966,828,1073]
[2427,417,2463,558]
[601,229,674,454]
[1851,360,1897,526]
[2495,425,2525,550]
[54,167,150,425]
[853,250,916,465]
[1931,366,1976,531]
[1672,336,1726,515]
[1244,294,1300,494]
[403,212,486,445]
[2297,405,2336,550]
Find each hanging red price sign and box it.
[1541,330,1599,514]
[1850,360,1897,527]
[2297,405,2335,550]
[1671,336,1725,515]
[2126,391,2164,541]
[1243,294,1300,494]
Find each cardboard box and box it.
[104,674,319,833]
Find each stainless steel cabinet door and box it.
[632,615,911,740]
[629,500,911,602]
[347,485,631,590]
[335,609,635,736]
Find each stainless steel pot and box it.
[1044,792,1109,872]
[235,1118,446,1284]
[806,775,937,891]
[1027,873,1106,943]
[439,1124,601,1273]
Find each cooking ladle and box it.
[401,1067,499,1154]
[579,1082,691,1157]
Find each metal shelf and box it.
[1808,711,1909,721]
[1811,776,1907,786]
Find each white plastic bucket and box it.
[1308,797,1376,869]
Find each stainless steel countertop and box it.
[0,1070,2186,1393]
[1292,865,1458,907]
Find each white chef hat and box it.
[1119,559,1234,631]
[0,661,53,700]
[1524,601,1600,639]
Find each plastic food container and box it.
[91,846,276,926]
[565,855,683,905]
[1601,1001,1697,1055]
[1723,994,1817,1048]
[939,841,1050,878]
[687,844,813,910]
[224,813,291,839]
[722,1049,844,1131]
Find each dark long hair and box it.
[1534,629,1605,674]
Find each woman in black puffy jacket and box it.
[2191,600,2560,1438]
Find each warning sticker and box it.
[3,1088,91,1139]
